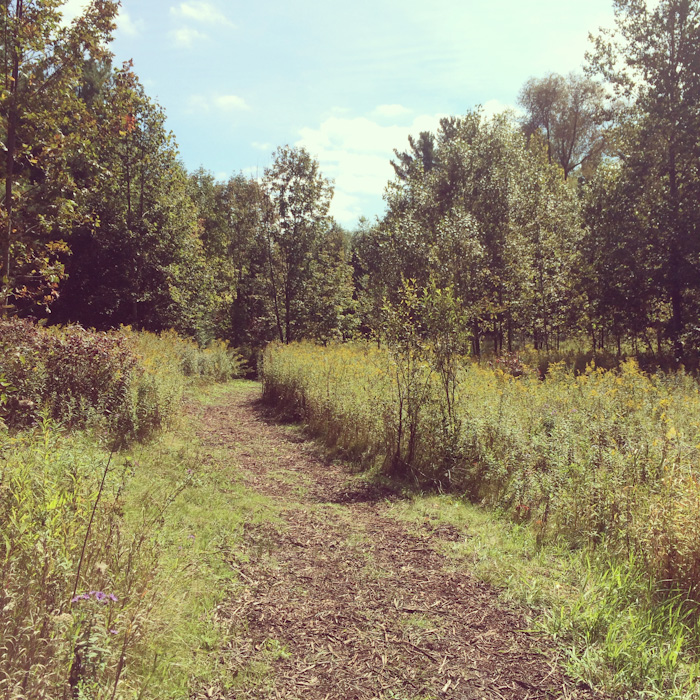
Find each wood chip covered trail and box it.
[194,385,602,700]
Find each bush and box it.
[0,319,245,441]
[0,318,138,434]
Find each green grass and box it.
[121,380,281,698]
[193,378,260,406]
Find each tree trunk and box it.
[2,2,21,312]
[507,317,513,354]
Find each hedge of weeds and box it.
[0,319,245,442]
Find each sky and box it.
[62,0,616,227]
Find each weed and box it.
[0,326,250,699]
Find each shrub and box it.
[0,318,139,434]
[0,319,245,441]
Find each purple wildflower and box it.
[71,590,118,604]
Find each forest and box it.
[4,0,700,699]
[1,0,699,368]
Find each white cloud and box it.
[187,93,249,114]
[252,141,272,151]
[297,108,447,225]
[169,2,232,48]
[59,0,89,26]
[186,95,210,113]
[60,2,143,36]
[373,104,412,119]
[214,95,250,111]
[170,1,233,26]
[171,26,207,48]
[331,190,365,226]
[480,98,521,120]
[117,10,144,38]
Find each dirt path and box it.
[195,385,601,700]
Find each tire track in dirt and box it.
[194,386,603,700]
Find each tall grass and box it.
[0,422,180,699]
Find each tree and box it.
[53,62,210,335]
[351,216,389,339]
[0,0,119,313]
[588,0,700,358]
[260,145,337,343]
[300,222,358,342]
[578,163,661,353]
[390,131,437,180]
[518,72,608,179]
[187,169,268,345]
[379,110,583,355]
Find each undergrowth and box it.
[0,422,176,699]
[0,323,251,699]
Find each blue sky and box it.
[63,0,616,227]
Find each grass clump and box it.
[134,329,246,384]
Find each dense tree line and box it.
[357,0,700,363]
[3,0,700,366]
[0,1,355,357]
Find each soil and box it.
[192,386,604,700]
